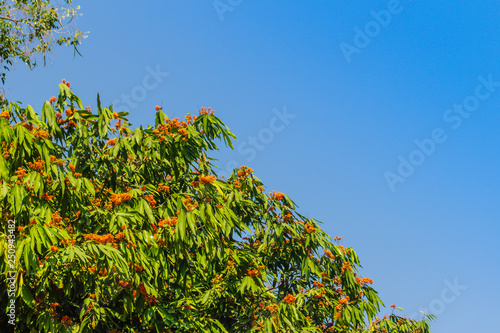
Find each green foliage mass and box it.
[0,84,434,332]
[0,0,83,86]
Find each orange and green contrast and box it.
[0,82,434,332]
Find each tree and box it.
[0,0,83,87]
[0,83,434,332]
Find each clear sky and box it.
[4,1,500,332]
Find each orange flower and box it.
[113,112,119,119]
[182,196,198,211]
[323,250,335,259]
[106,139,116,146]
[34,129,50,139]
[0,111,10,120]
[341,262,352,275]
[144,194,157,208]
[269,191,284,200]
[41,192,53,201]
[61,315,72,327]
[390,304,396,308]
[84,233,116,244]
[159,217,177,227]
[50,246,58,252]
[339,296,350,305]
[363,277,373,284]
[199,175,215,185]
[28,159,45,172]
[22,123,35,131]
[283,294,296,305]
[50,211,63,224]
[49,96,57,104]
[15,167,27,179]
[155,105,162,111]
[247,269,261,278]
[304,222,317,234]
[313,280,324,288]
[199,107,212,115]
[159,184,170,192]
[110,193,132,206]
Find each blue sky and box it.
[4,1,500,331]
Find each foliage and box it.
[0,83,434,332]
[0,0,83,86]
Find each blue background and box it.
[4,1,499,332]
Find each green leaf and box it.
[0,155,8,179]
[41,102,56,130]
[21,285,35,308]
[83,178,95,197]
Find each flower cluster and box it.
[341,261,352,275]
[61,238,76,246]
[143,194,157,208]
[158,217,177,228]
[236,166,253,178]
[48,211,63,227]
[313,280,324,288]
[211,274,223,285]
[61,315,72,327]
[41,192,53,201]
[34,129,50,139]
[247,269,261,278]
[183,196,198,211]
[83,233,116,245]
[15,167,27,179]
[199,175,215,185]
[48,155,61,165]
[265,304,279,313]
[158,183,170,192]
[65,108,76,117]
[118,280,131,288]
[2,146,10,158]
[356,277,373,285]
[269,191,284,201]
[335,296,350,318]
[323,250,335,259]
[28,159,45,172]
[304,222,317,234]
[153,117,191,142]
[110,193,132,206]
[199,107,214,115]
[283,294,296,305]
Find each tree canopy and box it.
[0,83,434,332]
[0,0,83,86]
